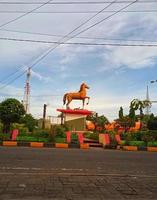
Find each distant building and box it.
[38,116,61,129]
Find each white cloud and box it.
[1,1,157,121]
[100,46,157,71]
[31,69,52,83]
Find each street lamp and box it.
[150,80,157,84]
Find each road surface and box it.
[0,147,156,200]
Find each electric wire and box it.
[0,0,55,85]
[0,0,118,89]
[0,0,138,90]
[0,1,156,4]
[1,37,157,46]
[0,10,157,14]
[0,0,54,28]
[70,0,138,39]
[1,28,157,43]
[0,94,62,97]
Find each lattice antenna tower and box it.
[23,67,31,113]
[145,85,151,115]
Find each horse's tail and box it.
[63,93,67,105]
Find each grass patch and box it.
[147,141,157,147]
[16,136,49,143]
[0,133,11,141]
[55,137,66,143]
[84,132,99,140]
[128,141,146,147]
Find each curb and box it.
[1,141,56,148]
[121,146,157,152]
[0,141,90,149]
[147,147,157,152]
[3,141,17,146]
[0,141,157,151]
[55,143,68,148]
[123,146,138,151]
[30,142,44,148]
[80,143,89,149]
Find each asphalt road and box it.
[0,147,156,200]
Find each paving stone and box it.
[0,174,156,200]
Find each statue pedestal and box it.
[57,109,93,131]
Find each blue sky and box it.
[0,0,157,120]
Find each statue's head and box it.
[81,82,89,89]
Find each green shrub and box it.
[128,141,146,147]
[0,122,3,133]
[0,133,11,141]
[147,141,157,147]
[16,136,37,142]
[53,125,67,138]
[11,123,29,136]
[20,114,38,132]
[84,132,99,140]
[147,117,157,130]
[141,131,157,142]
[55,137,66,143]
[107,131,118,146]
[122,131,143,141]
[32,129,49,138]
[37,138,49,143]
[71,133,78,140]
[121,140,126,146]
[16,136,49,142]
[48,134,55,142]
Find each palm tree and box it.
[130,99,151,116]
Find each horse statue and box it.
[63,83,90,109]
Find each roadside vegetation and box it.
[0,98,156,148]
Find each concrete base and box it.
[57,109,93,131]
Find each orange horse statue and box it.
[63,83,90,109]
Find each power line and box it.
[1,37,157,46]
[0,1,156,4]
[0,0,55,84]
[71,0,138,38]
[0,0,54,28]
[0,66,26,85]
[0,0,118,89]
[0,0,116,88]
[0,94,62,97]
[0,10,157,14]
[1,28,157,43]
[0,0,138,89]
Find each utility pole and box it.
[23,67,31,114]
[145,85,151,115]
[42,104,47,129]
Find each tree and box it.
[0,98,25,133]
[147,115,157,130]
[130,99,151,117]
[115,116,135,132]
[129,105,136,122]
[20,114,38,132]
[119,107,124,119]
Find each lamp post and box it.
[146,80,157,115]
[42,104,47,129]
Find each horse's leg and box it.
[82,99,85,109]
[86,97,90,105]
[66,96,72,109]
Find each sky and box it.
[0,0,157,121]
